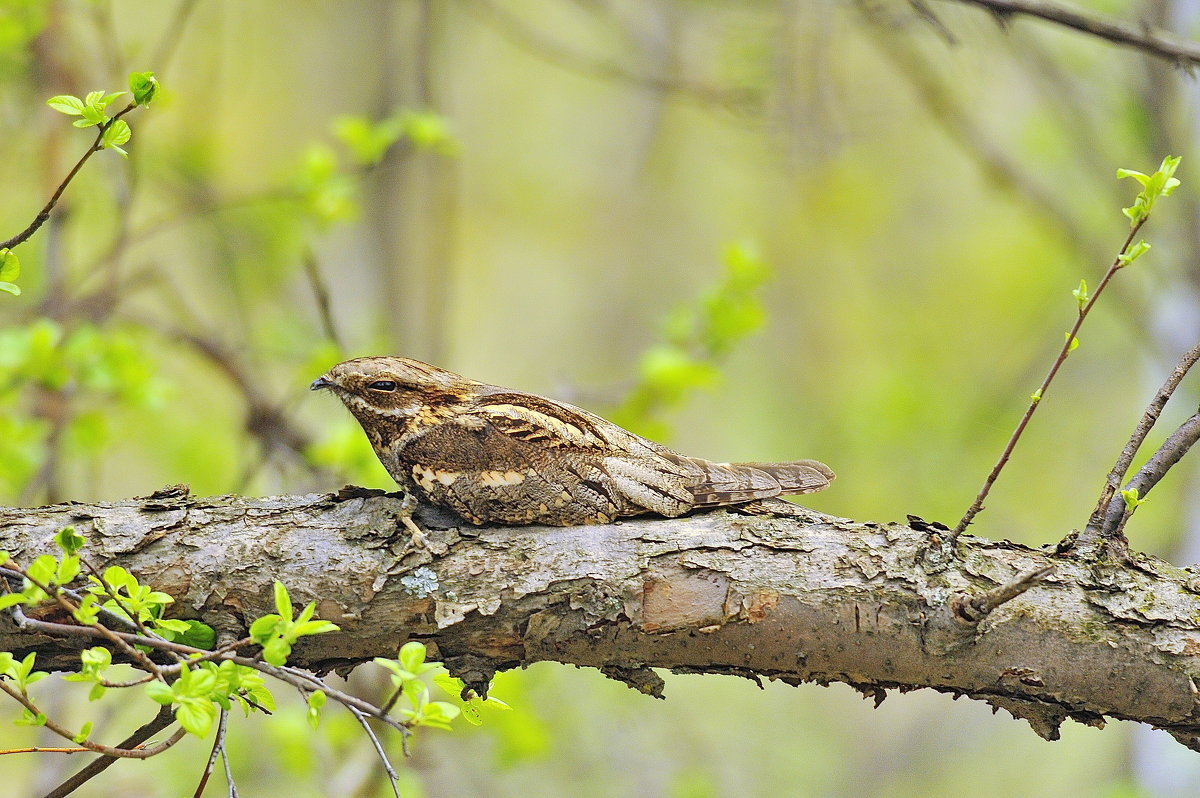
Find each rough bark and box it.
[2,487,1200,750]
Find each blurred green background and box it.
[2,0,1200,795]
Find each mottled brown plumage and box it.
[311,357,834,526]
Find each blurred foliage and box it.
[1,0,1200,795]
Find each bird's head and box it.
[310,356,474,432]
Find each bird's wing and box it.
[398,391,704,520]
[472,392,706,517]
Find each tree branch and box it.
[3,490,1200,750]
[943,0,1200,67]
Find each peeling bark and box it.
[2,488,1200,750]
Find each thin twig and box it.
[301,248,345,352]
[943,0,1200,68]
[191,709,228,798]
[1099,410,1200,536]
[465,0,757,111]
[951,218,1146,541]
[221,741,238,798]
[0,104,138,251]
[3,603,412,737]
[42,706,176,798]
[80,555,186,664]
[349,707,403,798]
[0,680,185,760]
[0,746,90,755]
[2,562,164,679]
[150,0,201,71]
[953,566,1054,623]
[1086,341,1200,535]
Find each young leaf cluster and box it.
[1118,156,1181,225]
[249,582,340,666]
[374,642,462,730]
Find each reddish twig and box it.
[951,218,1146,541]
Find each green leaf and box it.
[54,525,85,555]
[101,119,132,156]
[173,620,216,650]
[72,721,93,744]
[153,618,191,633]
[176,699,216,737]
[129,71,158,105]
[88,682,106,701]
[72,593,100,625]
[1064,332,1079,352]
[399,641,427,673]
[46,95,84,115]
[1115,168,1150,186]
[100,565,134,593]
[0,593,27,610]
[56,555,80,585]
[0,249,19,282]
[80,646,111,670]
[248,614,282,642]
[1119,156,1183,224]
[306,690,326,729]
[14,709,47,726]
[1117,240,1151,267]
[0,282,20,296]
[1071,279,1088,309]
[273,581,293,620]
[27,554,56,587]
[294,619,338,636]
[1121,488,1146,510]
[145,680,175,705]
[262,637,291,666]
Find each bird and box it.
[311,356,834,526]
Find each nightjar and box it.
[311,357,834,526]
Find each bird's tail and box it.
[683,458,835,507]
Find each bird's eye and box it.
[367,380,398,392]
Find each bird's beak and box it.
[310,376,334,391]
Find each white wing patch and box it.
[412,465,461,491]
[478,469,528,488]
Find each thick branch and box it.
[2,491,1200,749]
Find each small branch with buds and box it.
[951,156,1181,544]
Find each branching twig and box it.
[1099,410,1200,537]
[951,219,1147,541]
[349,707,403,798]
[943,0,1200,68]
[0,680,185,759]
[43,705,176,798]
[1085,342,1200,537]
[0,105,138,251]
[192,709,228,798]
[2,563,164,679]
